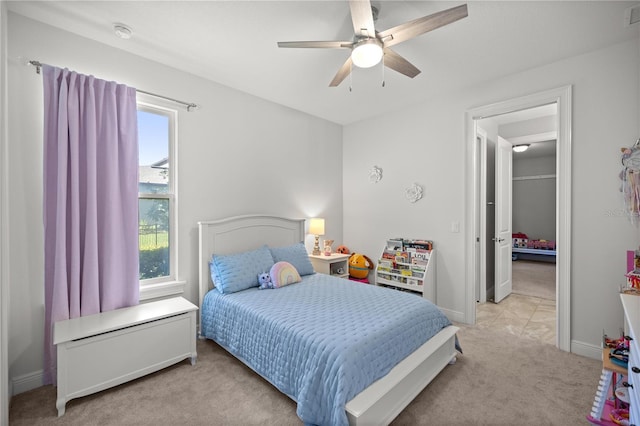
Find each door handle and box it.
[492,237,505,242]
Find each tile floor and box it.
[476,293,556,345]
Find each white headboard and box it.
[198,215,305,309]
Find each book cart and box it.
[375,238,436,303]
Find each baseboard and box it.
[11,369,44,396]
[571,340,601,360]
[438,307,465,324]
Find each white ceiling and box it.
[8,1,640,125]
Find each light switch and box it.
[451,221,460,233]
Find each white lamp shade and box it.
[351,39,383,68]
[512,144,530,153]
[309,218,325,235]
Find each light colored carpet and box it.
[512,260,556,301]
[9,323,601,425]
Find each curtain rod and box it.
[28,60,199,112]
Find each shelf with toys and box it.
[375,238,436,303]
[586,331,630,426]
[587,249,640,425]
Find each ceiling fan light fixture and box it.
[513,144,530,153]
[351,39,383,68]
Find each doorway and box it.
[477,104,557,303]
[464,86,572,352]
[475,105,558,345]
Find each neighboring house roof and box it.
[139,165,168,185]
[150,157,168,168]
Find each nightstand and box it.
[308,253,350,279]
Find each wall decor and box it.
[405,183,423,203]
[369,166,383,183]
[620,139,640,224]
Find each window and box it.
[137,103,176,285]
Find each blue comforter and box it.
[201,273,452,425]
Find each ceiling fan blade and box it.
[349,0,376,38]
[329,57,353,87]
[378,4,468,48]
[383,48,421,78]
[277,41,354,49]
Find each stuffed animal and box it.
[258,272,273,290]
[348,253,374,280]
[336,245,350,254]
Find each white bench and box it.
[54,297,198,416]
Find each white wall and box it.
[344,38,640,350]
[513,155,556,241]
[6,13,343,391]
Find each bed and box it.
[198,215,459,425]
[512,247,557,262]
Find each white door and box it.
[494,136,513,302]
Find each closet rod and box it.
[28,60,199,112]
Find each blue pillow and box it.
[269,243,315,276]
[211,245,275,294]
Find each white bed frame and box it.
[198,215,459,425]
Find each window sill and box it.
[139,280,186,301]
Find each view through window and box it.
[137,106,175,282]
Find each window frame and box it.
[137,101,178,289]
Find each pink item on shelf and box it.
[524,239,556,250]
[349,277,369,284]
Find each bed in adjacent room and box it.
[198,215,460,426]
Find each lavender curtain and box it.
[42,65,139,385]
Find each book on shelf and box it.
[386,238,433,251]
[386,239,404,251]
[378,258,394,267]
[381,251,397,260]
[403,240,433,251]
[407,248,430,263]
[394,250,410,261]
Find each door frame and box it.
[464,86,572,352]
[476,128,487,304]
[1,2,9,422]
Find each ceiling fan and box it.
[277,1,468,87]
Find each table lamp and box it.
[309,218,325,256]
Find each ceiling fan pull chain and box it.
[382,54,386,87]
[349,62,353,92]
